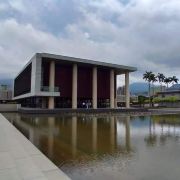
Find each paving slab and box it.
[0,113,70,180]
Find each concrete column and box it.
[92,67,97,109]
[125,72,130,108]
[114,74,117,108]
[49,60,55,89]
[31,54,42,95]
[110,69,115,108]
[48,97,54,109]
[72,64,78,109]
[48,61,55,109]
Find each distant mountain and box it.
[0,79,13,88]
[130,82,148,95]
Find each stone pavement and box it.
[0,113,70,180]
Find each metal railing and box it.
[41,86,59,92]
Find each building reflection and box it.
[92,116,97,153]
[8,113,133,163]
[110,116,117,152]
[125,116,131,152]
[145,115,180,146]
[48,117,55,158]
[72,116,77,157]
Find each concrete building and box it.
[13,53,137,109]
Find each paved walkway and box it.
[0,114,70,180]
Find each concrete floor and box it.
[0,114,70,180]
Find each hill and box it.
[130,82,148,95]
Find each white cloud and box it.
[0,0,180,86]
[0,2,8,12]
[8,0,26,13]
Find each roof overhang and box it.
[39,53,137,75]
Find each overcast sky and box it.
[0,0,180,86]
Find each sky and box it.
[0,0,180,86]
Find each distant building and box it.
[157,91,180,99]
[117,86,125,95]
[0,85,12,102]
[156,84,180,99]
[13,53,137,109]
[117,86,138,105]
[166,84,180,91]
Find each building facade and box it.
[13,53,137,109]
[0,85,12,102]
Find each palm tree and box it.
[164,77,172,89]
[143,71,154,106]
[157,73,165,92]
[151,73,157,96]
[171,76,179,85]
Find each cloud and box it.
[0,0,180,86]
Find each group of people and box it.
[82,101,92,109]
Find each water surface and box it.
[4,113,180,180]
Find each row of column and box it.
[48,61,130,109]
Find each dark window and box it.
[14,63,32,97]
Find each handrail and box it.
[41,86,59,92]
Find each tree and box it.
[157,73,165,92]
[164,77,172,88]
[143,71,156,107]
[138,95,147,107]
[171,76,179,85]
[151,73,157,97]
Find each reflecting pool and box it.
[3,113,180,180]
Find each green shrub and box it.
[153,96,179,103]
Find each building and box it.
[0,85,12,102]
[13,53,137,109]
[116,86,138,106]
[157,91,180,99]
[156,84,180,99]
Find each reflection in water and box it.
[144,117,157,146]
[3,113,180,180]
[125,116,131,152]
[48,117,55,158]
[92,117,97,153]
[144,115,180,147]
[110,116,115,152]
[5,114,132,160]
[72,116,77,157]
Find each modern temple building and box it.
[13,53,137,109]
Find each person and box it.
[82,102,85,108]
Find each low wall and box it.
[159,102,180,108]
[0,104,20,112]
[18,107,148,114]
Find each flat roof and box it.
[39,53,137,73]
[15,53,137,79]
